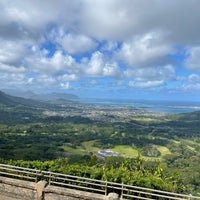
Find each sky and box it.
[1,0,200,101]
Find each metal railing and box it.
[0,163,199,200]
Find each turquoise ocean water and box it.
[80,98,200,114]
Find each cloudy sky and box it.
[1,0,200,101]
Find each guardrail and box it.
[0,163,199,200]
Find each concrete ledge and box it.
[0,192,25,200]
[0,177,36,200]
[45,185,106,200]
[0,177,120,200]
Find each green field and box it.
[61,140,99,155]
[110,145,139,157]
[157,146,171,156]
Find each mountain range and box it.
[2,89,79,101]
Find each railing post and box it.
[48,172,51,185]
[121,182,124,199]
[105,180,108,196]
[35,169,38,183]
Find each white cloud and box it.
[184,47,200,71]
[125,65,175,89]
[82,51,121,77]
[1,0,200,44]
[125,65,175,81]
[0,0,77,40]
[58,74,78,82]
[0,40,29,74]
[84,51,103,76]
[118,32,173,68]
[174,73,200,93]
[0,73,27,89]
[60,82,70,90]
[24,75,56,90]
[57,33,97,54]
[0,40,26,63]
[26,50,75,75]
[79,0,200,44]
[0,40,30,77]
[101,41,118,51]
[188,74,200,83]
[79,0,133,40]
[180,83,200,92]
[0,63,26,73]
[129,80,164,88]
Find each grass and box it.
[81,141,99,153]
[182,139,200,152]
[61,142,172,160]
[157,146,171,156]
[110,145,139,158]
[133,117,165,123]
[61,140,99,155]
[61,144,85,155]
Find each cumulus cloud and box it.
[125,65,175,89]
[79,0,200,44]
[0,40,29,74]
[82,51,121,78]
[129,80,164,88]
[56,33,97,54]
[35,75,56,85]
[101,41,118,52]
[180,83,200,92]
[0,40,26,64]
[118,31,173,68]
[174,73,200,93]
[188,74,200,83]
[58,74,79,82]
[1,0,200,43]
[60,82,70,90]
[26,50,75,75]
[0,63,26,73]
[0,0,79,40]
[184,47,200,71]
[125,65,175,82]
[0,73,27,89]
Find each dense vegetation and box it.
[1,91,200,195]
[1,156,184,193]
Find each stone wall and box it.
[0,177,120,200]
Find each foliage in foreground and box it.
[1,155,185,194]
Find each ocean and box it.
[80,98,200,114]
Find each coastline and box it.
[79,98,200,114]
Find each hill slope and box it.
[0,90,40,106]
[3,90,79,101]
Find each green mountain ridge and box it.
[3,89,79,101]
[0,90,42,107]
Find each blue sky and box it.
[1,0,200,101]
